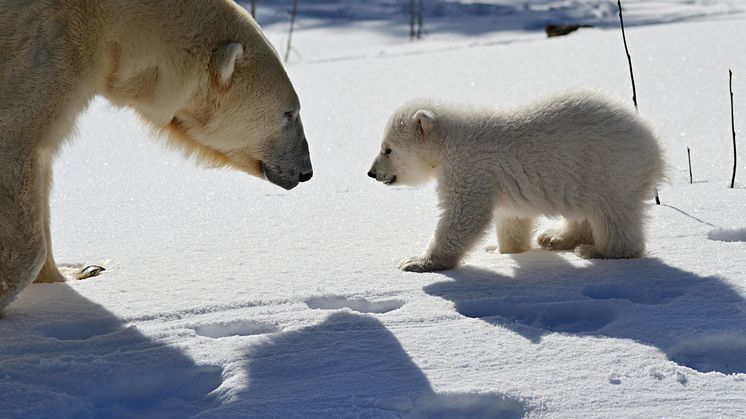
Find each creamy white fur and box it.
[0,0,312,312]
[369,91,665,272]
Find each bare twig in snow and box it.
[730,70,738,189]
[688,147,693,184]
[417,0,424,39]
[618,0,637,110]
[618,0,660,204]
[409,0,415,40]
[284,0,298,64]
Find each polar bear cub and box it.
[368,91,665,272]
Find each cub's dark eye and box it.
[284,111,295,120]
[384,148,392,155]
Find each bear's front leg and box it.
[400,181,495,273]
[33,259,66,283]
[33,159,66,283]
[0,150,50,312]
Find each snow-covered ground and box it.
[2,1,746,417]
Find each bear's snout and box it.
[298,137,313,183]
[367,170,377,179]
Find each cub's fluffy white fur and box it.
[368,91,665,272]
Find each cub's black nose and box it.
[299,171,313,182]
[367,171,376,179]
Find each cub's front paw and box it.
[574,244,602,259]
[398,256,451,273]
[537,232,571,250]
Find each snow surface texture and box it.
[2,1,746,417]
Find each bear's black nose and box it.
[367,171,376,179]
[299,171,313,182]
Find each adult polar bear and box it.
[0,0,312,312]
[369,92,664,272]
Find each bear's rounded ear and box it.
[414,110,435,138]
[213,42,244,86]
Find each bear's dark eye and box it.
[284,111,295,120]
[384,148,392,155]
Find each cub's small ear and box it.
[414,110,435,137]
[214,42,244,86]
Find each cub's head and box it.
[368,101,440,187]
[167,41,312,190]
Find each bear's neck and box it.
[84,1,212,127]
[432,109,513,181]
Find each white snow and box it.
[2,1,746,417]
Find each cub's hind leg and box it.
[496,214,534,254]
[538,219,593,251]
[575,210,644,259]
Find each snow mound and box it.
[306,295,405,313]
[194,319,279,339]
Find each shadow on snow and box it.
[245,0,742,35]
[1,286,529,418]
[0,284,222,419]
[424,250,746,375]
[195,311,529,418]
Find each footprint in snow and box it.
[457,299,617,334]
[306,295,404,314]
[41,318,122,341]
[582,282,684,305]
[87,364,223,409]
[193,319,279,339]
[667,334,746,375]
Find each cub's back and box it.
[516,91,663,181]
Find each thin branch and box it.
[731,69,737,189]
[618,0,659,204]
[417,0,424,39]
[284,0,298,64]
[687,147,693,184]
[618,0,637,110]
[251,0,257,18]
[409,0,415,40]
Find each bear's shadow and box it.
[2,285,531,418]
[0,284,223,418]
[204,311,530,418]
[424,250,746,375]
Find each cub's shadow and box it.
[0,284,222,418]
[424,251,746,375]
[199,311,529,418]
